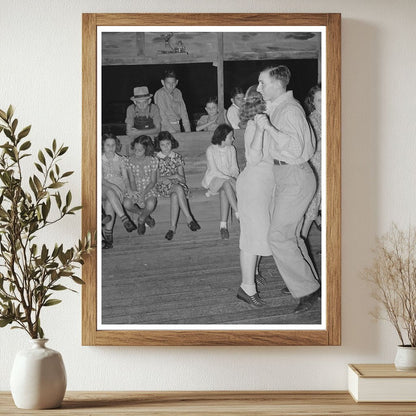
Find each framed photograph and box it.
[82,13,341,346]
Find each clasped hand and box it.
[254,113,270,130]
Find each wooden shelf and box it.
[1,391,416,415]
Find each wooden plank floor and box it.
[101,189,322,326]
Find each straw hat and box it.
[130,86,152,101]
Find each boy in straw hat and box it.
[125,86,161,138]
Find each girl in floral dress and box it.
[123,135,158,235]
[154,131,200,240]
[102,134,136,249]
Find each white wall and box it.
[1,0,416,390]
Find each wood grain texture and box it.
[82,13,341,346]
[82,13,98,346]
[326,13,342,346]
[350,364,416,378]
[1,391,416,415]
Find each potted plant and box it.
[0,106,94,408]
[363,223,416,370]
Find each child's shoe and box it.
[220,227,229,240]
[188,220,200,231]
[102,229,113,249]
[165,230,175,240]
[137,221,146,235]
[121,215,136,232]
[145,215,156,228]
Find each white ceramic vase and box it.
[394,345,416,371]
[10,338,67,409]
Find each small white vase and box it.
[10,338,67,409]
[394,345,416,371]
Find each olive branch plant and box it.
[362,223,416,347]
[0,106,94,339]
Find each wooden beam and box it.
[217,33,224,118]
[136,32,145,56]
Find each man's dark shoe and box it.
[237,287,265,308]
[144,215,156,228]
[220,228,229,240]
[294,288,321,314]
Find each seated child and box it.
[226,87,245,129]
[201,124,240,239]
[123,135,158,235]
[154,131,201,240]
[196,97,223,132]
[102,133,136,249]
[125,86,161,139]
[154,69,191,133]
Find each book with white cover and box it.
[348,364,416,402]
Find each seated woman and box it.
[201,124,239,240]
[154,131,200,240]
[125,86,161,139]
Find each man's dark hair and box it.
[265,65,291,87]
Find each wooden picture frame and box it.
[82,13,341,346]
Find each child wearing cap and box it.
[125,86,161,138]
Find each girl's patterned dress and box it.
[102,153,127,200]
[155,151,189,197]
[125,155,158,208]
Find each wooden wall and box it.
[102,32,321,66]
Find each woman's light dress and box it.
[236,120,275,256]
[201,144,239,194]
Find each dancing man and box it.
[255,66,321,313]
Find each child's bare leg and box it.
[102,200,116,248]
[105,191,135,233]
[138,196,157,223]
[123,198,142,215]
[173,185,192,221]
[222,180,238,213]
[220,189,230,223]
[105,189,125,218]
[103,200,116,231]
[169,192,180,230]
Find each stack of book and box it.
[348,364,416,402]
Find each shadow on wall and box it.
[341,19,381,355]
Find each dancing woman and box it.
[235,86,275,307]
